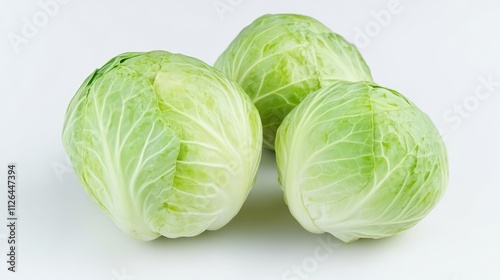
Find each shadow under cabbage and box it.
[149,149,311,246]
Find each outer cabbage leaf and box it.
[215,14,372,149]
[62,51,262,240]
[275,81,448,243]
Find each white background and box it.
[1,0,499,279]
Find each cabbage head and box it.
[62,51,262,240]
[215,14,373,149]
[275,81,448,243]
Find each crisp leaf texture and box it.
[62,51,262,240]
[276,81,448,243]
[215,14,373,149]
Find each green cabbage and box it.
[62,51,262,240]
[275,81,448,243]
[215,14,372,149]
